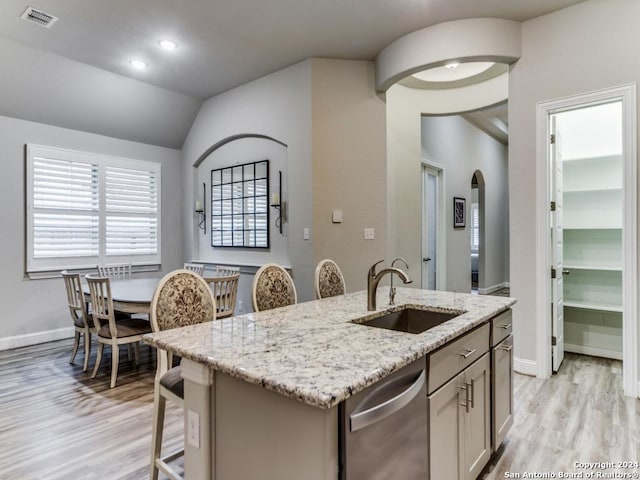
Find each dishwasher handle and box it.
[350,370,426,432]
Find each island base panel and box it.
[214,372,339,480]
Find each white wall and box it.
[311,58,387,292]
[0,115,183,349]
[0,37,201,149]
[182,60,314,302]
[385,77,509,288]
[421,115,509,292]
[509,0,640,369]
[194,137,290,267]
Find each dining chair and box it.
[314,258,346,299]
[61,270,95,371]
[251,263,297,312]
[208,272,241,319]
[215,264,241,277]
[183,262,205,275]
[85,274,152,388]
[149,269,216,480]
[97,263,132,281]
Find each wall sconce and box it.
[195,182,206,233]
[271,170,283,235]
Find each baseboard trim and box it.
[478,282,509,295]
[565,343,623,361]
[0,327,73,352]
[514,356,537,376]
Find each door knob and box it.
[423,257,431,262]
[562,269,570,275]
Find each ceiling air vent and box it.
[20,6,58,28]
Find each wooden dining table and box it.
[82,277,160,315]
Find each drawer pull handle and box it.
[497,344,513,352]
[459,384,470,413]
[459,348,477,359]
[499,323,512,329]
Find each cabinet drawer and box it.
[427,323,489,394]
[491,309,512,347]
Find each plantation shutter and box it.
[105,166,158,256]
[31,156,99,258]
[27,144,162,273]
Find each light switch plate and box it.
[332,210,343,223]
[364,228,375,240]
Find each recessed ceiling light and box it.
[158,39,177,51]
[412,62,495,83]
[129,59,148,70]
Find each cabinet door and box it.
[428,372,464,480]
[462,353,491,480]
[492,335,513,451]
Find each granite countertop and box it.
[143,288,516,409]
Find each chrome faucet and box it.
[367,260,412,311]
[389,258,409,306]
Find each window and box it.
[26,144,161,273]
[470,202,480,252]
[211,160,269,248]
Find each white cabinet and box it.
[427,323,491,480]
[490,310,513,452]
[563,154,623,359]
[491,335,513,451]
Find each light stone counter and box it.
[143,287,515,409]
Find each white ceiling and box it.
[0,0,585,100]
[0,0,585,148]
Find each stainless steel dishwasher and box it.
[339,357,428,479]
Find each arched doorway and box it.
[471,170,485,293]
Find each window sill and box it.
[26,264,161,280]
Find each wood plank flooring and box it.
[0,340,638,479]
[480,353,640,479]
[0,340,182,480]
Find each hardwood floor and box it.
[0,339,182,480]
[480,353,640,479]
[0,341,638,479]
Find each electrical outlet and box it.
[303,227,310,240]
[364,228,375,240]
[187,410,200,449]
[237,300,244,313]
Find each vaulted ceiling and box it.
[0,0,584,147]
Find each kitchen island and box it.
[143,287,515,480]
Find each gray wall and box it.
[421,115,509,292]
[0,37,201,149]
[311,58,388,292]
[509,0,640,368]
[0,115,183,349]
[181,60,314,302]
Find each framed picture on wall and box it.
[453,197,466,228]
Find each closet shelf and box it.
[563,264,622,272]
[564,300,622,313]
[562,153,622,164]
[563,187,622,194]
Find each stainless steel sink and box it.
[355,308,464,334]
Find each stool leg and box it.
[150,389,166,480]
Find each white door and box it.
[422,166,439,289]
[550,116,565,373]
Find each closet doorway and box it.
[537,84,637,396]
